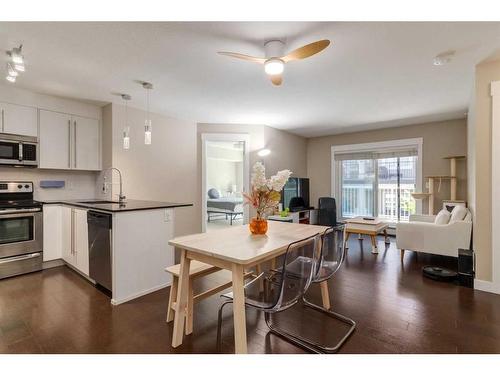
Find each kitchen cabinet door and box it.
[61,206,75,266]
[74,208,89,276]
[73,115,100,171]
[42,205,62,262]
[39,110,72,169]
[0,102,38,137]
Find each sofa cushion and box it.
[450,205,468,223]
[434,209,451,225]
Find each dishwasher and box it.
[87,211,112,292]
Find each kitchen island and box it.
[42,199,192,305]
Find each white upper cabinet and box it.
[0,102,38,137]
[39,109,101,171]
[73,115,100,171]
[39,110,72,169]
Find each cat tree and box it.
[411,155,466,214]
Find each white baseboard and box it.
[474,279,500,294]
[111,282,171,306]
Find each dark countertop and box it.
[41,199,193,213]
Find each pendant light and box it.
[142,82,153,145]
[121,94,131,150]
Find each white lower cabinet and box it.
[45,205,90,277]
[74,208,89,275]
[43,205,63,262]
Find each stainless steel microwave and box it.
[0,134,38,167]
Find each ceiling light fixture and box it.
[433,51,455,66]
[121,94,132,150]
[264,58,284,75]
[5,44,26,82]
[7,63,18,77]
[10,46,24,64]
[142,82,153,145]
[257,148,271,157]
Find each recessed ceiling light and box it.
[433,51,455,66]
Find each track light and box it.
[7,63,18,77]
[10,46,24,64]
[5,45,26,82]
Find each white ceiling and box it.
[1,22,500,137]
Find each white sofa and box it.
[396,209,472,261]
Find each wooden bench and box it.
[165,260,252,335]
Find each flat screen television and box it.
[280,177,310,211]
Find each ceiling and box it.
[1,22,500,137]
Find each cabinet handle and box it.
[74,120,77,168]
[71,210,75,255]
[68,120,71,168]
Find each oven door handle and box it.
[0,252,41,265]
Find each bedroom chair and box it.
[396,206,472,261]
[265,227,356,353]
[216,234,321,352]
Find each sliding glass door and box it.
[339,155,417,223]
[376,156,417,222]
[341,159,375,217]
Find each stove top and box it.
[0,199,42,209]
[0,181,40,211]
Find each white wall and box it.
[206,158,242,196]
[101,103,199,237]
[0,84,102,200]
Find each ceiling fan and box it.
[218,39,330,86]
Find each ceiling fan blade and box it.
[270,74,282,86]
[281,39,330,62]
[217,51,266,64]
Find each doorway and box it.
[201,133,250,232]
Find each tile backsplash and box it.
[0,167,99,200]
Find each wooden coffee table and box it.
[343,217,390,254]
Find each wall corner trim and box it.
[474,279,500,295]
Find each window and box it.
[332,139,422,224]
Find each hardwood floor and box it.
[1,235,500,353]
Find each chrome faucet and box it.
[102,167,126,203]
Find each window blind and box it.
[333,146,418,161]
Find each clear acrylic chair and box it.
[216,234,321,351]
[265,226,356,353]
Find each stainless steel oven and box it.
[0,134,38,167]
[0,182,43,279]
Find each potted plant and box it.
[243,162,292,235]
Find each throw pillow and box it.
[450,205,468,223]
[434,209,451,225]
[207,188,220,199]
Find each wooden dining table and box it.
[168,221,330,354]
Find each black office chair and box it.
[318,197,337,227]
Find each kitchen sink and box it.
[76,200,119,204]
